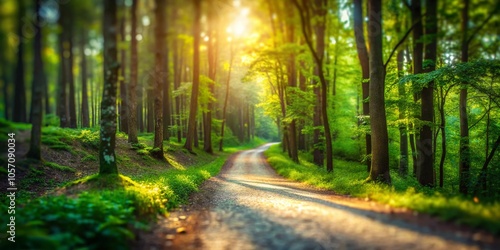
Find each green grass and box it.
[264,144,500,234]
[45,161,76,172]
[0,129,265,249]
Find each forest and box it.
[0,0,499,248]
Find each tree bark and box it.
[397,49,409,176]
[128,0,139,143]
[354,0,371,172]
[184,0,201,152]
[68,29,77,128]
[57,5,68,127]
[367,0,391,183]
[410,0,424,176]
[81,31,90,128]
[152,0,166,159]
[459,0,470,194]
[119,12,129,134]
[27,0,44,160]
[204,4,218,153]
[417,0,437,186]
[219,42,234,151]
[13,0,26,123]
[99,0,119,175]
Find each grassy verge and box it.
[0,119,265,249]
[264,144,500,234]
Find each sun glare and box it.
[227,8,250,37]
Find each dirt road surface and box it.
[136,144,499,250]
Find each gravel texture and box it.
[135,144,499,250]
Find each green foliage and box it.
[44,161,75,172]
[43,114,60,127]
[265,144,500,234]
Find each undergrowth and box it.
[264,144,500,235]
[0,119,266,249]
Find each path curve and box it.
[136,143,498,250]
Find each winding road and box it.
[137,144,498,250]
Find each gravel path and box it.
[136,144,498,250]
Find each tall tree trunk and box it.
[99,0,119,175]
[184,0,201,152]
[438,86,448,188]
[57,6,69,127]
[294,0,333,171]
[367,0,390,183]
[397,49,409,176]
[204,5,218,153]
[152,0,165,159]
[354,0,371,171]
[417,0,437,186]
[459,0,470,194]
[410,0,424,176]
[163,50,171,140]
[173,38,183,143]
[81,31,90,128]
[68,31,77,128]
[128,0,139,143]
[13,0,27,123]
[219,42,234,151]
[27,0,44,160]
[286,7,299,163]
[2,65,9,120]
[119,12,129,134]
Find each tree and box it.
[293,0,334,172]
[127,0,139,144]
[27,0,44,160]
[367,0,390,183]
[152,0,166,159]
[409,0,423,176]
[184,0,201,152]
[219,40,234,152]
[459,0,470,194]
[204,2,218,154]
[417,0,437,186]
[13,0,26,123]
[119,5,129,134]
[99,0,119,175]
[81,31,90,128]
[353,0,371,172]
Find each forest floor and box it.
[1,122,498,249]
[136,144,500,250]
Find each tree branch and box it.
[383,19,421,69]
[466,3,500,46]
[403,0,411,10]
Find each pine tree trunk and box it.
[127,0,139,143]
[68,31,77,128]
[81,31,90,128]
[99,0,119,175]
[27,0,44,161]
[119,13,129,134]
[152,0,165,159]
[58,7,69,127]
